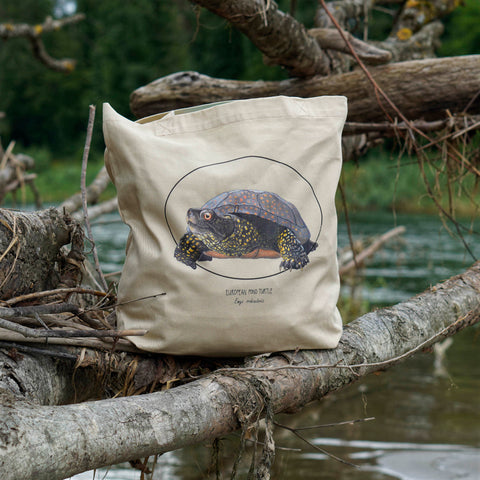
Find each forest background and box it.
[0,0,479,210]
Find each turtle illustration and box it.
[174,189,317,270]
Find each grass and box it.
[3,145,115,206]
[338,146,480,217]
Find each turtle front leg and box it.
[277,228,309,270]
[174,233,209,269]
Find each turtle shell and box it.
[202,189,311,244]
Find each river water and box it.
[72,211,480,480]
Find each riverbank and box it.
[339,148,480,217]
[10,145,480,217]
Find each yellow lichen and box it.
[396,28,413,41]
[34,24,43,35]
[63,60,75,73]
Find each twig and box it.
[0,317,146,338]
[292,417,375,431]
[0,303,85,318]
[420,120,480,150]
[338,179,358,271]
[72,197,118,223]
[3,287,110,306]
[0,332,141,351]
[0,140,15,170]
[318,0,478,261]
[273,421,359,468]
[80,105,108,291]
[210,312,476,376]
[0,216,20,292]
[343,116,480,136]
[0,341,78,360]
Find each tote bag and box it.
[103,95,347,356]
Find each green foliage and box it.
[0,0,290,156]
[438,1,480,56]
[0,0,478,200]
[340,142,480,215]
[339,148,431,212]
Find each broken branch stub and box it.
[0,208,72,299]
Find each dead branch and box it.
[1,261,479,480]
[0,332,139,351]
[315,0,458,68]
[390,0,459,38]
[0,140,40,207]
[0,14,85,73]
[79,105,108,291]
[59,166,112,215]
[0,318,145,339]
[72,197,118,223]
[130,56,480,123]
[3,287,110,306]
[339,226,406,276]
[378,20,445,62]
[191,0,330,77]
[315,0,374,29]
[308,27,392,65]
[343,115,480,136]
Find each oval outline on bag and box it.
[165,155,323,281]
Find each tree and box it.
[0,1,479,479]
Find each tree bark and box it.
[1,262,479,480]
[307,27,392,65]
[389,0,459,38]
[191,0,331,77]
[130,55,480,123]
[0,14,85,73]
[0,208,72,299]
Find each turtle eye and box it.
[202,211,212,221]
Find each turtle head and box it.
[187,208,235,240]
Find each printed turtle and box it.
[174,189,317,270]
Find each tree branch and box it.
[339,225,406,276]
[390,0,460,39]
[0,14,85,73]
[1,261,480,479]
[308,27,392,65]
[191,0,330,77]
[130,56,480,124]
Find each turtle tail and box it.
[303,240,318,255]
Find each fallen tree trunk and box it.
[130,55,480,122]
[1,261,479,480]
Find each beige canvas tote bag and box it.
[103,95,347,356]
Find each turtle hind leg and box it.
[174,233,209,269]
[277,228,309,270]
